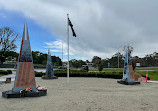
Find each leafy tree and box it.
[32,51,40,64]
[32,51,62,66]
[98,61,103,71]
[37,54,47,64]
[70,59,86,68]
[91,56,101,67]
[7,56,12,61]
[5,51,18,59]
[86,60,90,63]
[52,56,62,66]
[0,27,19,63]
[42,60,47,65]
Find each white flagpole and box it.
[62,41,63,67]
[118,54,119,69]
[67,14,69,83]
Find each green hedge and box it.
[35,71,44,77]
[35,70,123,79]
[7,70,12,74]
[0,70,12,75]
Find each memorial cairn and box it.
[42,49,58,79]
[2,24,47,98]
[117,46,140,85]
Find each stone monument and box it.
[117,46,140,85]
[42,49,58,79]
[2,24,47,98]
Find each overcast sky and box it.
[0,0,158,61]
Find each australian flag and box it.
[68,17,76,37]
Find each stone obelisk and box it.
[117,46,140,85]
[122,47,135,82]
[2,24,47,98]
[13,24,37,92]
[42,49,58,79]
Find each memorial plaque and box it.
[16,62,35,87]
[129,65,134,79]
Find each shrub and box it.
[119,72,123,74]
[35,70,123,79]
[0,70,12,75]
[7,70,12,74]
[35,71,45,77]
[0,70,8,75]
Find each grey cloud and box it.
[0,0,158,60]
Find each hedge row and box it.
[35,70,123,79]
[0,70,12,75]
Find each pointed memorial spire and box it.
[117,46,140,85]
[2,24,47,98]
[13,24,36,92]
[22,24,25,40]
[26,24,30,41]
[42,49,58,79]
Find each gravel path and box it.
[0,77,158,111]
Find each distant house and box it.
[5,57,17,63]
[82,63,94,70]
[136,63,140,67]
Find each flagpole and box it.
[62,41,63,67]
[67,14,69,83]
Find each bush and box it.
[0,70,12,75]
[7,70,12,74]
[119,72,123,74]
[42,61,47,65]
[0,70,8,75]
[35,71,45,77]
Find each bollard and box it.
[146,71,148,82]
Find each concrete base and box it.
[117,80,140,85]
[42,76,58,79]
[2,89,47,98]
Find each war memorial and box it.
[0,25,158,110]
[117,46,140,85]
[2,25,47,98]
[0,15,157,111]
[42,49,58,79]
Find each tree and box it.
[102,59,109,68]
[70,59,86,68]
[0,27,19,64]
[52,56,62,66]
[86,60,90,63]
[37,54,47,64]
[42,60,47,65]
[32,51,40,64]
[91,56,101,67]
[31,51,62,66]
[98,61,103,71]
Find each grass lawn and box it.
[135,67,158,71]
[136,71,158,80]
[90,67,158,72]
[90,67,158,80]
[0,74,4,77]
[90,68,123,72]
